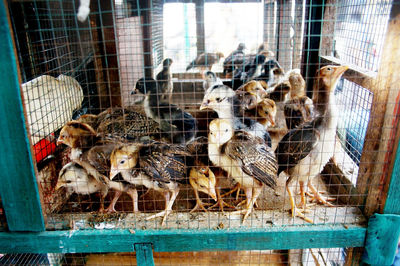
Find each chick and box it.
[110,141,190,225]
[156,58,174,101]
[200,84,271,147]
[96,109,161,143]
[135,77,197,144]
[236,80,269,110]
[208,119,278,223]
[56,161,108,212]
[223,43,246,76]
[203,71,223,91]
[189,164,217,212]
[186,136,218,212]
[255,98,277,129]
[275,65,348,223]
[86,144,139,213]
[57,121,97,160]
[186,52,224,73]
[255,59,285,87]
[240,54,267,83]
[283,70,315,130]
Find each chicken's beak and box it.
[200,100,210,110]
[333,65,349,79]
[56,138,64,146]
[55,181,65,191]
[269,114,276,127]
[209,187,217,201]
[110,168,119,180]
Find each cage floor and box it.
[46,205,365,230]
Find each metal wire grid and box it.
[0,249,343,265]
[5,0,396,231]
[334,0,392,71]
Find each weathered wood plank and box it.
[356,3,400,217]
[0,225,366,254]
[0,0,44,231]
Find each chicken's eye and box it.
[120,159,126,165]
[216,97,221,102]
[327,67,332,71]
[225,129,228,132]
[66,180,72,183]
[199,184,206,188]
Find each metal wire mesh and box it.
[5,0,399,252]
[0,249,345,265]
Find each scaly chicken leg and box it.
[146,188,179,226]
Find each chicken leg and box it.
[146,188,179,226]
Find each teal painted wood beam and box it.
[363,214,400,265]
[135,243,155,266]
[384,130,400,215]
[0,0,44,231]
[0,225,366,254]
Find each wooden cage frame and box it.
[0,0,400,265]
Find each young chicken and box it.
[255,98,277,129]
[200,84,272,147]
[186,136,218,212]
[240,54,267,83]
[110,141,190,225]
[56,161,108,212]
[135,77,197,144]
[283,70,315,130]
[96,109,161,143]
[156,58,174,101]
[186,52,224,73]
[236,80,269,110]
[208,119,278,223]
[203,71,223,91]
[86,144,139,213]
[223,43,246,76]
[57,121,97,160]
[235,81,277,130]
[255,59,285,87]
[275,65,348,223]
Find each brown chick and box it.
[186,136,218,212]
[57,121,97,160]
[186,52,225,73]
[236,80,269,110]
[283,70,315,130]
[208,119,278,223]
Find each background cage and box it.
[0,0,400,265]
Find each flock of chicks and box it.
[55,43,348,225]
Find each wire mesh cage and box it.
[2,0,400,263]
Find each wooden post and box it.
[292,0,305,69]
[135,243,155,266]
[301,0,323,95]
[195,0,205,56]
[264,0,277,53]
[356,0,400,217]
[0,0,44,232]
[277,0,293,70]
[319,0,336,57]
[140,0,153,78]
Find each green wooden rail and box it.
[1,0,400,265]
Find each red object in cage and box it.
[33,136,56,163]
